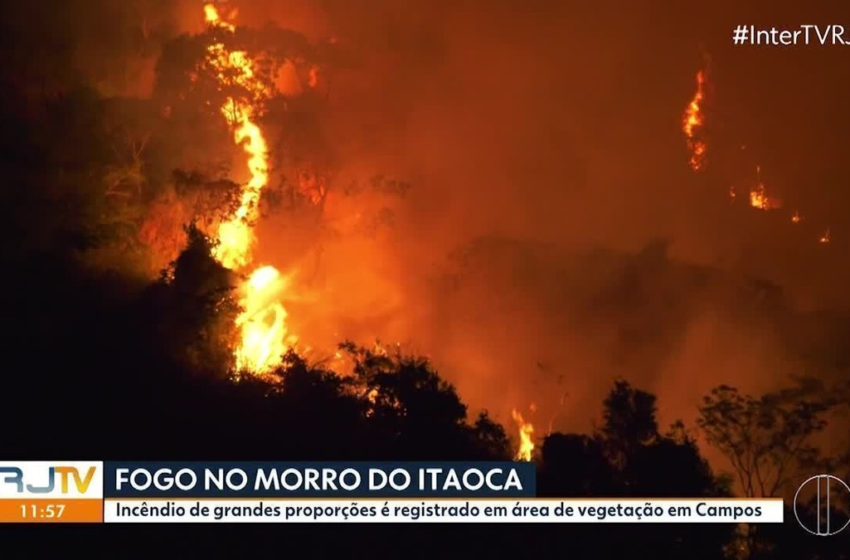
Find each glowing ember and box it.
[683,70,707,171]
[820,229,831,244]
[791,211,802,224]
[203,3,292,375]
[511,408,535,462]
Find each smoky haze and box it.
[30,0,850,441]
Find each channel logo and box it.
[0,462,103,498]
[794,474,850,536]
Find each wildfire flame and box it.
[749,166,781,210]
[748,186,773,210]
[203,4,235,32]
[235,266,291,372]
[683,70,707,171]
[203,3,290,375]
[511,408,535,462]
[680,60,837,248]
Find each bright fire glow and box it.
[749,186,777,210]
[683,70,707,171]
[791,211,802,224]
[235,266,291,372]
[820,229,831,244]
[204,3,290,375]
[204,4,235,32]
[511,408,535,462]
[749,166,781,210]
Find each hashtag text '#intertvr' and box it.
[732,24,850,46]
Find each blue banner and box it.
[104,462,535,498]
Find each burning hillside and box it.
[4,8,850,560]
[3,1,850,505]
[124,3,850,460]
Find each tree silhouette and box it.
[697,381,843,559]
[337,341,511,460]
[600,379,659,472]
[537,380,733,558]
[538,433,612,495]
[142,223,240,377]
[698,383,834,499]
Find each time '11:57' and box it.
[21,504,65,519]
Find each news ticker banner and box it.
[0,461,784,523]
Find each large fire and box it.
[203,3,291,375]
[200,6,545,456]
[683,70,707,171]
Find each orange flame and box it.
[204,4,235,32]
[683,70,707,171]
[749,166,781,210]
[820,229,831,244]
[511,408,535,462]
[749,187,776,210]
[791,211,802,224]
[235,266,291,372]
[203,3,291,375]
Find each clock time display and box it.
[20,504,66,520]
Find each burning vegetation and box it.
[2,2,850,556]
[683,69,707,172]
[747,166,781,211]
[682,64,831,246]
[202,4,291,375]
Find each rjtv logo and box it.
[0,462,101,497]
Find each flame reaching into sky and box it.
[511,408,535,462]
[683,70,707,171]
[203,3,290,374]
